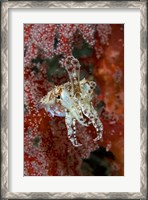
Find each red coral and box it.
[24,24,124,176]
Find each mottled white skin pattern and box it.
[40,56,103,147]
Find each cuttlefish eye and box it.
[56,95,61,99]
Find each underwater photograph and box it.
[24,24,124,176]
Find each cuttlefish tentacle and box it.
[65,111,82,147]
[79,80,103,141]
[88,106,103,141]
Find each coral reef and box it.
[24,24,124,176]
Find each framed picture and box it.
[1,1,147,199]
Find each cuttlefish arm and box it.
[65,111,82,147]
[64,56,81,96]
